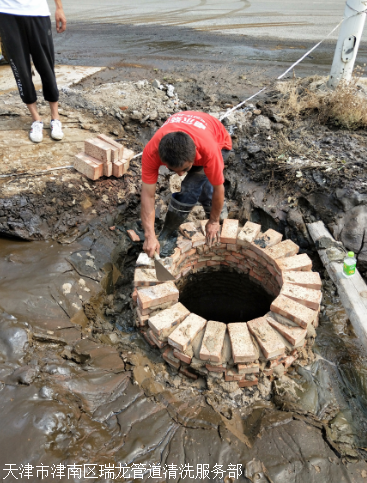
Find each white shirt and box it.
[0,0,50,16]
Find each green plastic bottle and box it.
[343,251,356,277]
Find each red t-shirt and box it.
[141,111,232,186]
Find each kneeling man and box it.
[141,111,232,257]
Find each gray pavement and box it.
[52,0,367,42]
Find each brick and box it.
[148,329,167,349]
[238,379,258,388]
[136,252,155,268]
[268,354,287,368]
[162,348,180,369]
[228,323,257,364]
[136,308,149,325]
[247,317,285,359]
[263,239,299,262]
[74,152,104,180]
[137,282,179,310]
[148,302,190,339]
[283,354,298,369]
[103,163,112,177]
[122,148,135,162]
[173,349,192,364]
[206,363,226,372]
[199,320,226,362]
[134,268,161,287]
[276,253,312,273]
[281,283,322,310]
[85,137,115,163]
[270,294,317,329]
[220,219,239,244]
[127,229,140,242]
[97,134,124,160]
[254,229,283,249]
[132,288,138,303]
[282,271,322,290]
[177,238,192,253]
[266,316,307,346]
[179,366,198,380]
[237,221,262,246]
[142,330,156,347]
[112,159,129,178]
[237,363,260,375]
[168,313,207,352]
[180,222,206,247]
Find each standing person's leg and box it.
[28,16,63,140]
[0,13,44,142]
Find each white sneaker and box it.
[29,121,43,143]
[50,119,64,140]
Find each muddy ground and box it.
[1,24,367,482]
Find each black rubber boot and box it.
[158,197,195,242]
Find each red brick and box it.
[199,320,226,362]
[132,288,138,303]
[179,366,198,379]
[237,363,260,375]
[228,323,257,363]
[179,222,206,247]
[282,271,322,290]
[276,254,312,273]
[281,283,322,310]
[254,229,283,249]
[162,348,180,369]
[103,163,112,177]
[122,147,135,162]
[134,268,160,287]
[97,134,124,160]
[266,316,307,347]
[142,330,156,347]
[137,282,179,310]
[173,349,192,364]
[148,302,190,338]
[136,308,149,325]
[85,137,114,163]
[263,239,299,263]
[270,294,317,328]
[112,159,129,178]
[247,317,285,359]
[206,363,226,372]
[127,229,140,242]
[220,219,239,244]
[238,379,258,388]
[168,313,207,352]
[74,152,103,180]
[237,221,262,246]
[283,354,298,369]
[148,329,167,349]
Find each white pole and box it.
[328,0,367,88]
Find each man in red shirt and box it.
[141,111,232,257]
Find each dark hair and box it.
[158,132,196,168]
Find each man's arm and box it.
[141,182,160,258]
[54,0,66,33]
[206,184,224,245]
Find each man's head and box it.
[158,131,196,176]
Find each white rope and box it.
[220,18,345,121]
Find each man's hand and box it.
[143,235,160,258]
[55,8,66,33]
[205,220,220,247]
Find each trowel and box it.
[153,253,175,282]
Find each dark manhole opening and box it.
[178,269,274,324]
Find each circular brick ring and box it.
[131,219,322,387]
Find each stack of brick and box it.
[129,218,322,386]
[74,134,135,180]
